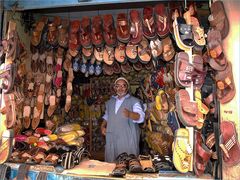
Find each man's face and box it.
[114,79,128,97]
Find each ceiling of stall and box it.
[4,0,209,11]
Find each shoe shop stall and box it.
[0,0,240,179]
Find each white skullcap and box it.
[114,77,129,87]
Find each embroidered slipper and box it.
[23,105,31,129]
[95,62,103,76]
[65,95,72,113]
[173,128,192,173]
[55,56,63,73]
[73,55,80,72]
[63,51,72,72]
[47,95,57,117]
[55,70,63,88]
[46,52,54,75]
[31,106,41,130]
[31,52,39,73]
[67,67,74,83]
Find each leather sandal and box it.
[128,154,142,173]
[41,153,59,166]
[194,131,212,176]
[121,61,132,74]
[173,128,192,173]
[173,18,193,51]
[175,89,198,127]
[150,38,162,59]
[115,42,126,64]
[94,46,104,62]
[208,1,229,39]
[103,45,114,65]
[155,4,170,38]
[91,16,104,47]
[103,14,117,47]
[47,23,58,47]
[126,42,138,62]
[207,29,227,71]
[133,61,143,71]
[162,36,175,62]
[116,13,130,43]
[139,155,155,173]
[79,16,92,48]
[69,20,80,57]
[103,63,114,76]
[143,6,156,40]
[129,10,143,44]
[215,62,235,104]
[0,129,14,164]
[220,121,240,166]
[58,20,69,48]
[138,37,151,64]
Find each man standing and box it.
[101,77,145,162]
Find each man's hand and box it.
[123,108,130,118]
[101,126,106,136]
[101,120,107,136]
[123,108,140,121]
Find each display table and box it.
[5,161,213,180]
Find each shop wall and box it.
[221,0,240,179]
